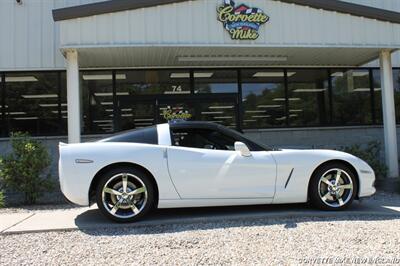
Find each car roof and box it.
[168,121,221,130]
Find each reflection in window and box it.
[119,101,156,130]
[158,102,195,124]
[0,75,3,136]
[81,71,114,134]
[394,69,400,124]
[331,70,372,125]
[171,128,236,150]
[196,101,237,128]
[288,69,329,126]
[5,72,61,136]
[194,70,238,93]
[116,70,190,95]
[242,69,286,128]
[373,69,400,124]
[60,73,67,134]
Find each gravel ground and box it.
[1,191,399,265]
[1,216,400,265]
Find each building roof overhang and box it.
[53,0,400,24]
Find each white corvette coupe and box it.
[59,121,376,222]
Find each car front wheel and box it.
[96,167,155,222]
[309,163,358,210]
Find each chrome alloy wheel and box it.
[101,173,148,219]
[317,168,354,208]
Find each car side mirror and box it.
[234,141,251,157]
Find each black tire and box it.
[309,162,358,211]
[96,166,155,222]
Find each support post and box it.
[379,50,399,178]
[65,49,81,143]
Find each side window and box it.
[171,128,237,150]
[101,126,158,144]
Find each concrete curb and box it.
[2,204,400,235]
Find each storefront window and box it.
[81,71,114,134]
[288,69,330,126]
[373,68,400,124]
[119,100,156,130]
[394,69,400,124]
[116,70,190,95]
[59,73,67,134]
[0,74,4,137]
[194,70,238,93]
[241,69,286,128]
[331,69,372,125]
[5,72,61,136]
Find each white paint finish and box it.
[58,0,400,49]
[167,147,276,198]
[271,149,376,203]
[59,142,181,205]
[157,124,172,146]
[58,123,376,208]
[158,198,273,208]
[380,50,399,178]
[66,49,81,144]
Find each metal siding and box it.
[58,0,400,49]
[1,0,400,70]
[0,0,104,71]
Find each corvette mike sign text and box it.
[217,0,269,40]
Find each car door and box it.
[166,127,276,199]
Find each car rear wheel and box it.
[309,163,358,210]
[96,167,155,222]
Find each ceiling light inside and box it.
[13,117,38,120]
[293,89,326,93]
[353,88,382,92]
[134,118,154,122]
[257,105,281,108]
[22,94,58,99]
[93,120,112,123]
[273,98,301,101]
[214,116,233,119]
[201,111,223,115]
[246,110,266,113]
[39,103,67,107]
[0,76,38,82]
[252,72,296,78]
[209,106,234,109]
[82,74,126,80]
[7,112,26,115]
[252,115,271,118]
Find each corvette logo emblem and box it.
[217,0,269,40]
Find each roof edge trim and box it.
[278,0,400,24]
[52,0,400,24]
[53,0,189,22]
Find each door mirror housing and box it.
[234,141,251,157]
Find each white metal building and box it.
[1,0,400,179]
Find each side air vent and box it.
[284,168,294,189]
